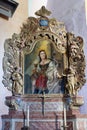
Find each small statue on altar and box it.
[66,68,76,96]
[11,67,23,95]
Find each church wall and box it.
[0,0,28,129]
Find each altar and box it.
[2,6,86,130]
[2,95,87,130]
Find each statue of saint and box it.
[11,67,23,95]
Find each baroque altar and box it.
[2,6,86,130]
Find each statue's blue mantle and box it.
[39,19,48,26]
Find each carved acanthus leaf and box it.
[66,32,86,95]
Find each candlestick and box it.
[61,101,68,130]
[64,103,67,127]
[23,109,25,127]
[27,105,29,127]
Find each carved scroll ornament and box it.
[66,33,86,95]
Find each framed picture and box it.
[24,39,65,94]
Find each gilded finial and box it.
[35,6,51,17]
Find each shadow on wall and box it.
[46,0,87,114]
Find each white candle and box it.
[64,103,67,126]
[27,105,29,127]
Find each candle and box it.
[27,105,29,127]
[64,103,67,127]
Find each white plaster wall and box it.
[28,0,48,17]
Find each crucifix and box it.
[38,92,50,116]
[39,91,46,116]
[42,91,46,116]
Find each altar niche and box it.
[24,39,65,94]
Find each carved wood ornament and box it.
[2,6,86,96]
